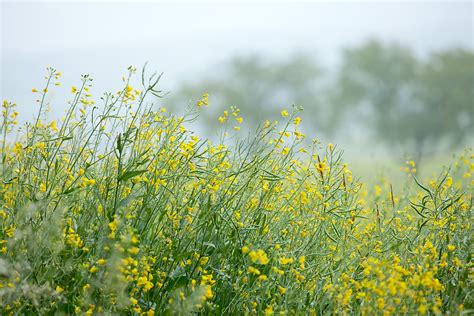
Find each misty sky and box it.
[1,1,473,122]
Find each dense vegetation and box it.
[0,67,472,314]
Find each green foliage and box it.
[171,41,473,162]
[0,68,472,314]
[334,41,474,162]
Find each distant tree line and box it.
[169,40,474,162]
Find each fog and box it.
[1,1,472,173]
[2,1,471,101]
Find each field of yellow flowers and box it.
[0,67,472,315]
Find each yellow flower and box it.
[299,256,306,269]
[280,110,289,117]
[71,86,77,94]
[197,93,209,107]
[147,310,155,316]
[264,305,274,315]
[50,120,58,132]
[376,298,385,309]
[97,258,106,265]
[247,266,261,275]
[55,285,64,293]
[258,274,268,282]
[85,306,94,316]
[5,226,15,238]
[199,256,209,265]
[374,185,382,197]
[249,249,269,265]
[128,246,140,255]
[81,177,96,187]
[417,304,427,314]
[204,285,213,299]
[279,257,294,265]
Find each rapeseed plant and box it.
[0,66,472,314]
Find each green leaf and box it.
[116,133,123,154]
[62,186,81,195]
[118,169,147,183]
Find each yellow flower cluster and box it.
[0,68,471,315]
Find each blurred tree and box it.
[168,54,327,135]
[333,40,474,162]
[414,49,474,158]
[169,41,473,163]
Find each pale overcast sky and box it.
[1,1,472,121]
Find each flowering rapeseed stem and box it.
[0,68,471,315]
